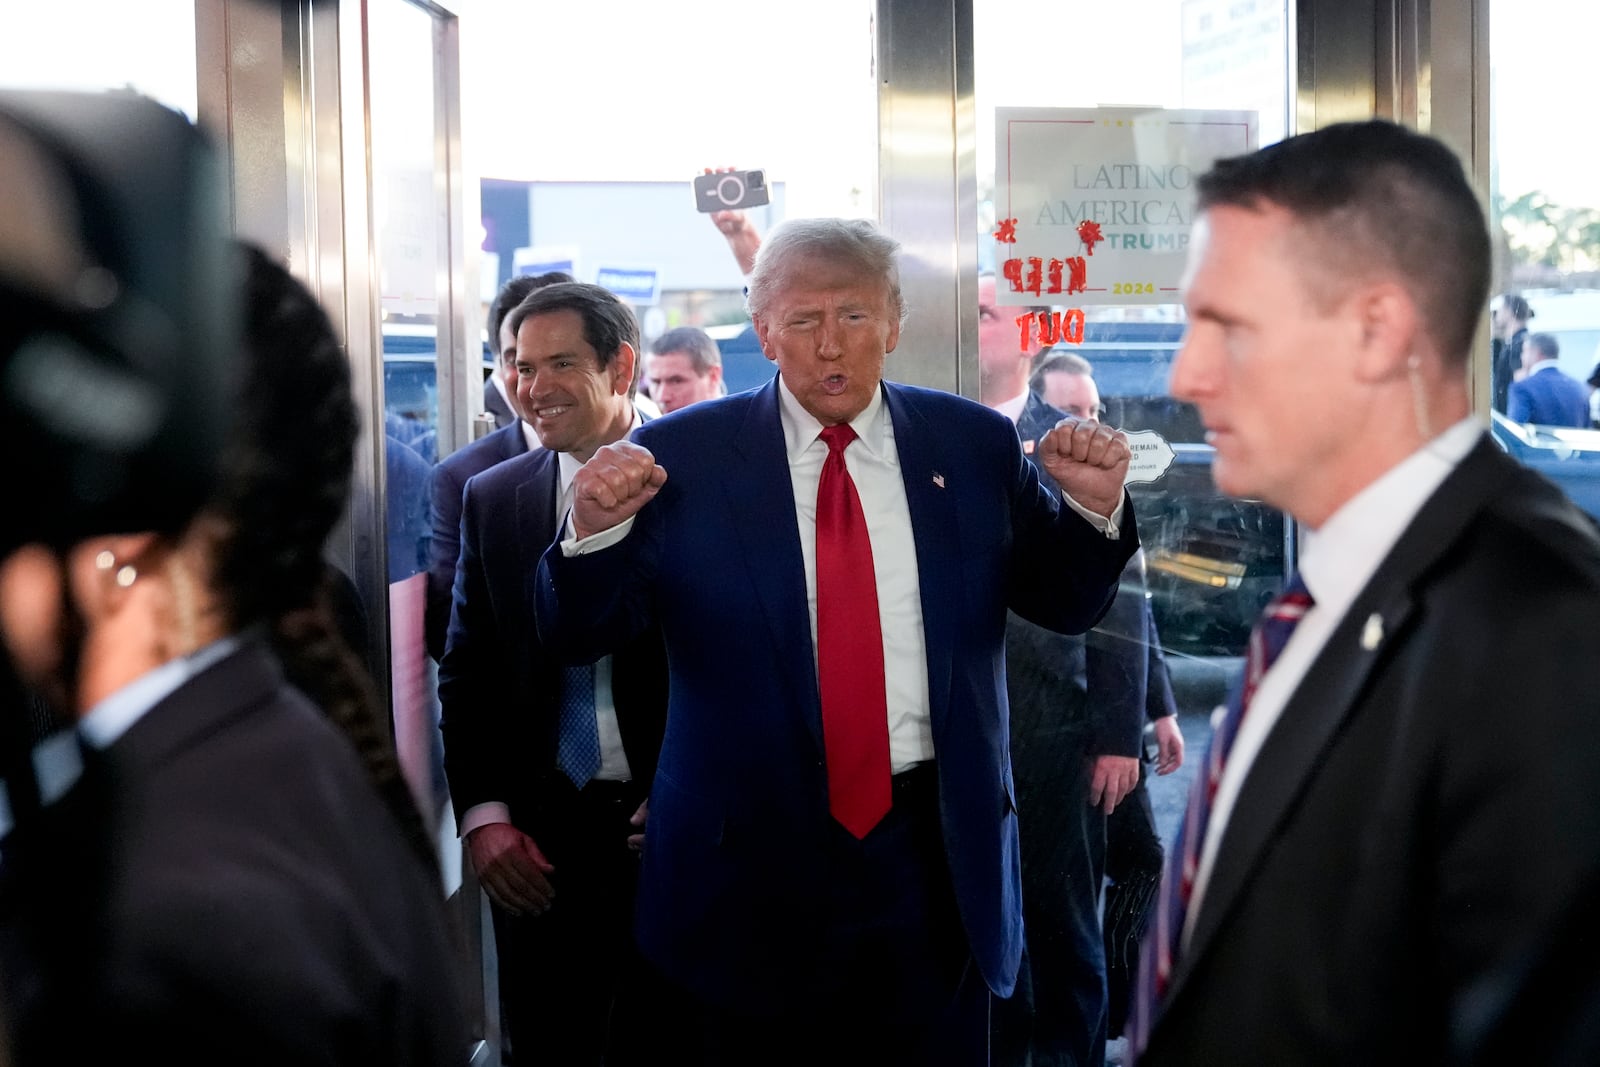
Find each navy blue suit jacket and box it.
[483,377,516,429]
[1507,364,1589,428]
[424,423,530,661]
[535,379,1137,1009]
[438,446,666,834]
[1011,390,1146,757]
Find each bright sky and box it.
[0,0,1592,211]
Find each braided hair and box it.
[208,244,435,869]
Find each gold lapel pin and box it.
[1360,613,1384,651]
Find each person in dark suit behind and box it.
[976,289,1145,1067]
[424,270,573,660]
[0,245,467,1063]
[1507,332,1589,427]
[1490,292,1533,414]
[439,282,667,1064]
[535,218,1138,1064]
[1128,121,1600,1064]
[1025,353,1190,1047]
[1101,586,1184,1040]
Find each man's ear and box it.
[1351,281,1422,383]
[611,343,637,396]
[753,315,777,363]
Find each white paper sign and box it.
[1124,429,1175,485]
[993,107,1257,306]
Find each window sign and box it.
[993,106,1256,307]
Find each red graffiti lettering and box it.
[1002,257,1024,292]
[1061,308,1085,344]
[1025,257,1043,297]
[993,217,1018,244]
[1014,313,1035,352]
[1046,259,1064,295]
[1037,311,1060,346]
[1065,256,1088,295]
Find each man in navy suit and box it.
[424,271,572,660]
[535,219,1137,1063]
[1132,121,1600,1063]
[439,282,666,1064]
[1507,332,1588,427]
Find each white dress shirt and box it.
[775,379,934,772]
[993,389,1029,424]
[1184,417,1481,944]
[564,381,1125,772]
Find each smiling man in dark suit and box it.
[1130,121,1600,1064]
[439,282,665,1065]
[424,271,573,661]
[535,218,1138,1063]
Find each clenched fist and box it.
[1037,417,1132,519]
[572,440,668,539]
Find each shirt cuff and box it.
[460,801,512,838]
[560,512,636,556]
[1061,491,1124,539]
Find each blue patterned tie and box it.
[556,663,600,788]
[1128,571,1314,1057]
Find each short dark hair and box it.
[1525,332,1559,363]
[650,326,722,375]
[507,282,640,370]
[1501,293,1534,323]
[1028,351,1094,396]
[1196,120,1490,365]
[487,271,573,364]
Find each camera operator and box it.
[0,90,466,1064]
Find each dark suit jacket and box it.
[424,422,530,660]
[0,640,466,1064]
[1142,438,1600,1064]
[1008,390,1147,759]
[438,446,666,838]
[1508,364,1589,428]
[535,379,1137,1010]
[483,376,516,429]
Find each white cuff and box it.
[560,512,636,556]
[459,801,512,838]
[1062,491,1124,539]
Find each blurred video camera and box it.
[0,89,235,556]
[693,168,769,213]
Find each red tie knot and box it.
[819,424,858,455]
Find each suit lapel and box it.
[514,451,560,628]
[1170,438,1517,1003]
[724,380,823,748]
[883,385,962,750]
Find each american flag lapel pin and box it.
[932,472,945,489]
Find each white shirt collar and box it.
[1528,359,1561,376]
[993,389,1029,424]
[558,402,643,496]
[1299,417,1481,610]
[777,376,890,464]
[78,632,247,751]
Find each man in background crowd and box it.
[646,326,725,413]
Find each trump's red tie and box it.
[816,424,891,839]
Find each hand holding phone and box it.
[693,168,769,213]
